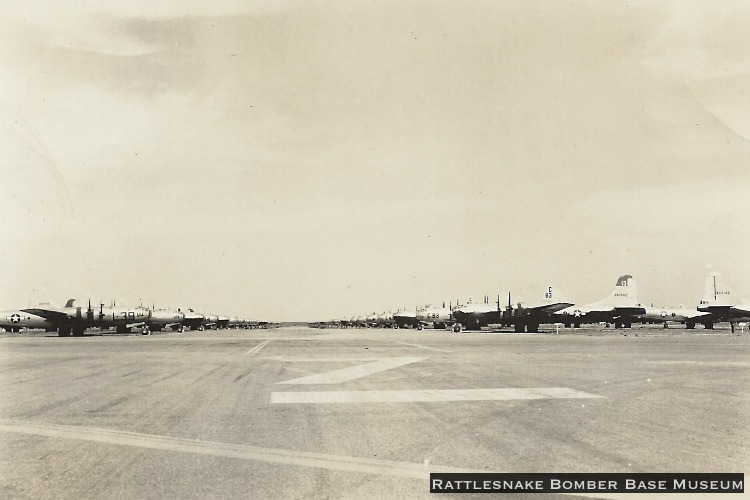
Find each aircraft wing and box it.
[700,304,750,319]
[685,310,712,320]
[20,308,69,323]
[524,302,575,316]
[727,305,750,317]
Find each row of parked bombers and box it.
[311,273,750,333]
[0,299,269,336]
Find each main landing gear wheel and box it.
[453,323,463,333]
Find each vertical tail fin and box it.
[28,288,57,308]
[610,275,640,307]
[702,272,734,306]
[542,286,567,304]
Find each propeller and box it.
[86,298,95,322]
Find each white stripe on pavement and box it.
[271,387,604,404]
[277,357,426,385]
[0,419,481,479]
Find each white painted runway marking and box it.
[0,419,480,479]
[263,357,383,362]
[393,341,453,353]
[278,357,426,385]
[639,360,750,367]
[0,420,739,500]
[246,339,272,356]
[271,387,604,404]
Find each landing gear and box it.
[515,322,539,333]
[686,321,695,329]
[141,326,150,335]
[72,327,85,337]
[58,327,71,337]
[453,323,463,333]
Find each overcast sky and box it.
[1,1,749,321]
